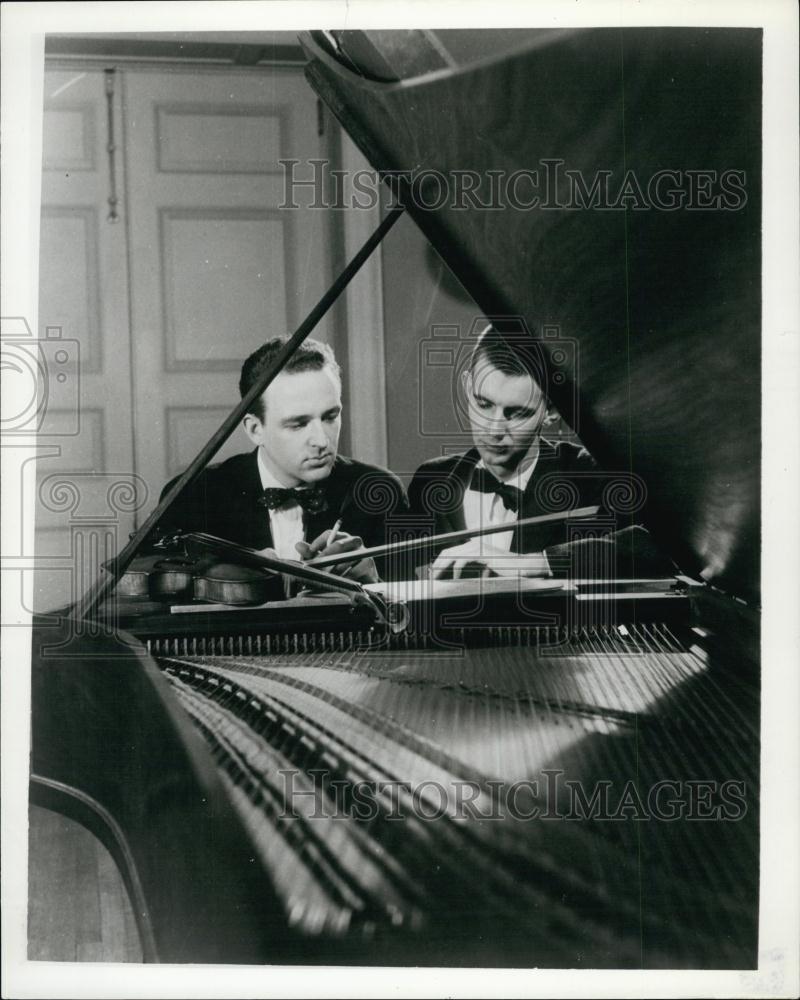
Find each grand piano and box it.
[29,28,761,969]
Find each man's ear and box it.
[242,412,264,446]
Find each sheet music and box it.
[364,575,567,603]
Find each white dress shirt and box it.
[462,443,540,553]
[257,451,306,560]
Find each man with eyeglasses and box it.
[408,324,666,581]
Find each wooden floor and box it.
[27,804,143,962]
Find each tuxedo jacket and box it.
[407,440,673,579]
[151,450,408,567]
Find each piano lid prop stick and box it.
[309,505,601,569]
[77,205,405,623]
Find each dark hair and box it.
[239,337,341,421]
[468,323,546,387]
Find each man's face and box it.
[243,367,342,486]
[465,360,546,480]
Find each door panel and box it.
[35,67,136,613]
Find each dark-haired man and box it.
[154,337,407,583]
[408,326,667,580]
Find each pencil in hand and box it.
[327,518,343,547]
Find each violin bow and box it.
[308,505,601,569]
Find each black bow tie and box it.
[258,485,328,515]
[469,467,524,513]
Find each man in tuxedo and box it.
[408,325,666,580]
[154,337,407,583]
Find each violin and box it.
[106,551,282,607]
[192,562,281,606]
[109,553,197,601]
[107,530,367,612]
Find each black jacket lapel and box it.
[238,450,273,549]
[441,450,478,535]
[512,440,563,553]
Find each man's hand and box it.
[431,540,552,581]
[296,529,379,584]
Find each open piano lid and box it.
[301,28,762,606]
